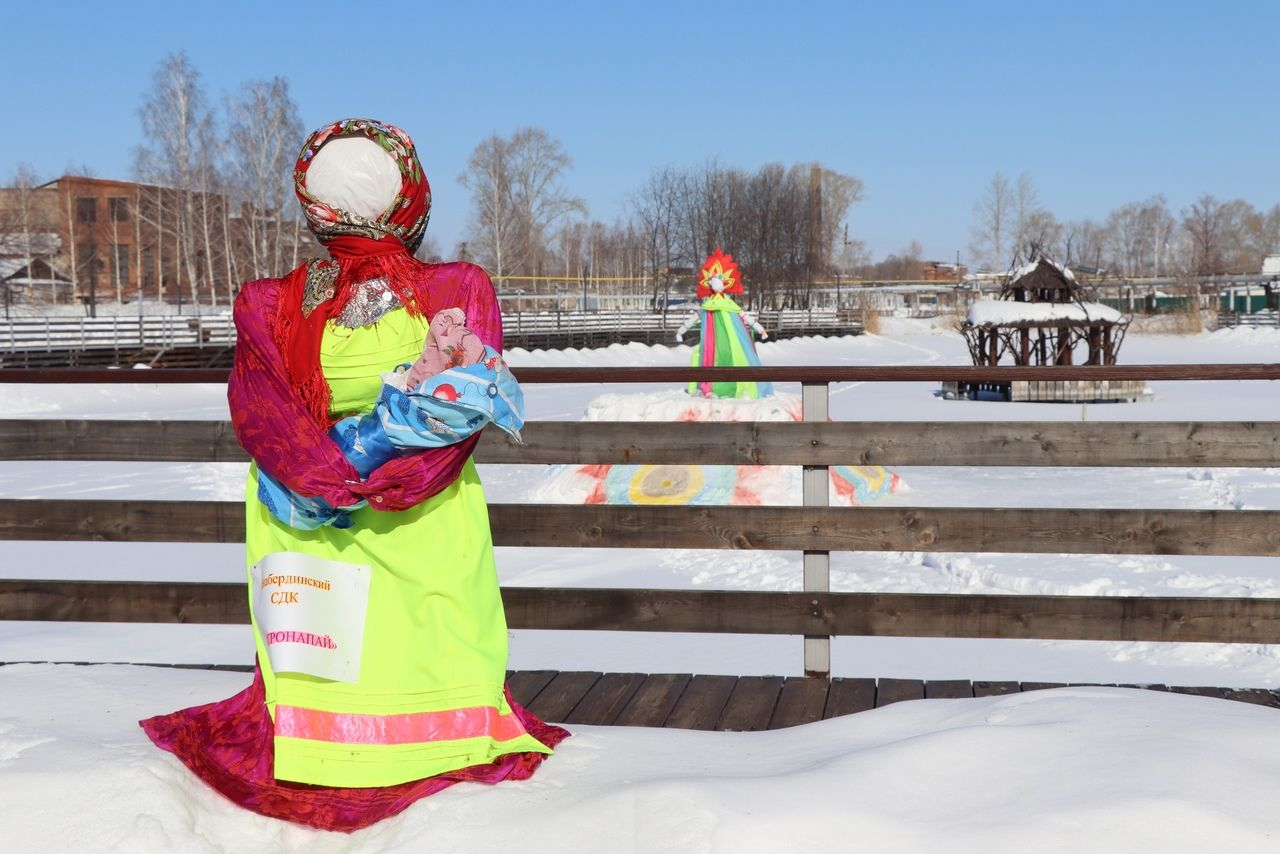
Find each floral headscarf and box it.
[294,118,431,253]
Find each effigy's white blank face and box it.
[306,136,401,221]
[709,276,727,294]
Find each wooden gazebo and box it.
[948,256,1144,402]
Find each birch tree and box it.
[970,171,1013,272]
[0,165,42,313]
[459,127,585,284]
[135,51,219,311]
[225,77,304,280]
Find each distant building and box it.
[0,175,317,312]
[917,260,966,281]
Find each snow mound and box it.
[582,388,803,422]
[5,664,1280,852]
[526,389,901,506]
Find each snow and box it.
[3,665,1280,851]
[3,317,1280,848]
[0,232,60,255]
[967,298,1124,325]
[1009,256,1078,283]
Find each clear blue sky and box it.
[4,1,1278,265]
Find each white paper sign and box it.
[250,552,371,684]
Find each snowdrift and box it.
[4,664,1280,852]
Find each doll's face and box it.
[709,275,727,294]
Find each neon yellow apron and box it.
[245,307,550,787]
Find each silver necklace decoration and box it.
[335,278,403,329]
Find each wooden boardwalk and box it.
[5,663,1278,729]
[505,672,1280,730]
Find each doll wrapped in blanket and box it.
[257,306,523,530]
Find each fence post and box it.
[802,380,831,678]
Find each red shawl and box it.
[227,258,501,511]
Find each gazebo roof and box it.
[1008,256,1077,286]
[966,299,1125,327]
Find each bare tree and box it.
[625,159,862,309]
[1139,195,1175,277]
[1181,194,1227,275]
[1010,173,1046,257]
[1105,201,1146,277]
[225,77,304,281]
[630,166,682,307]
[815,166,864,271]
[135,51,220,311]
[459,133,516,284]
[459,127,585,285]
[970,171,1013,272]
[0,165,43,314]
[1217,198,1264,273]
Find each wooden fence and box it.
[2,363,1280,679]
[0,309,862,368]
[1218,311,1280,329]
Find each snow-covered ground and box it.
[4,666,1280,852]
[2,318,1279,850]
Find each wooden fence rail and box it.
[4,363,1280,384]
[3,419,1280,467]
[2,363,1279,678]
[1,499,1278,557]
[3,582,1279,646]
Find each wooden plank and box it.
[769,677,831,729]
[1168,686,1228,700]
[6,499,1280,560]
[0,369,232,383]
[876,678,925,707]
[925,679,973,699]
[612,674,691,728]
[0,420,247,463]
[972,681,1020,697]
[492,504,1280,557]
[0,499,245,543]
[1020,682,1068,692]
[4,363,1279,385]
[11,582,1280,647]
[473,418,1280,467]
[523,671,602,723]
[506,670,557,708]
[1221,688,1280,708]
[716,676,785,732]
[0,580,247,623]
[502,587,1280,645]
[664,675,738,730]
[563,672,647,725]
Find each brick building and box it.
[918,260,967,282]
[0,175,316,313]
